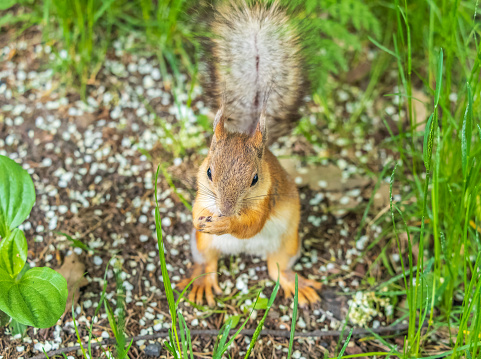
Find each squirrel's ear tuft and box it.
[251,86,271,147]
[251,109,267,148]
[213,107,226,140]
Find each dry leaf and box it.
[55,253,89,316]
[373,182,391,210]
[345,61,372,84]
[412,89,430,131]
[345,343,367,359]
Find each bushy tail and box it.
[202,1,305,144]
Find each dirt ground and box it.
[0,28,411,359]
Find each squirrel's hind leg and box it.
[267,232,321,306]
[177,230,222,307]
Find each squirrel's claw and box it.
[177,266,222,307]
[196,215,230,235]
[279,271,322,307]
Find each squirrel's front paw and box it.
[196,215,230,235]
[177,264,222,307]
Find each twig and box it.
[31,324,411,358]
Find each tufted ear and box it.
[251,109,267,148]
[213,106,226,140]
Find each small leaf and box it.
[229,315,241,329]
[56,231,93,253]
[0,229,27,277]
[104,301,119,339]
[0,267,68,328]
[252,297,268,310]
[368,36,399,59]
[0,155,36,238]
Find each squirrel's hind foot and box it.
[177,264,222,307]
[279,271,322,306]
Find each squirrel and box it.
[178,1,321,306]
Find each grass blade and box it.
[434,49,443,107]
[154,165,181,355]
[287,274,298,359]
[461,82,473,178]
[337,328,354,359]
[244,272,281,358]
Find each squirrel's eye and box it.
[251,173,258,186]
[207,167,212,181]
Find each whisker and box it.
[243,192,297,201]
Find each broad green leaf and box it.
[0,267,68,328]
[0,229,27,277]
[0,0,17,11]
[0,156,36,238]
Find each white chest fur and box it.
[210,208,290,256]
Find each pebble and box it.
[161,217,172,227]
[144,343,161,357]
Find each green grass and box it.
[70,258,132,358]
[290,0,481,357]
[2,0,198,99]
[365,0,481,357]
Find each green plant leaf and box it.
[337,328,354,358]
[55,231,93,253]
[461,82,473,178]
[9,318,27,336]
[0,155,36,238]
[287,274,298,359]
[244,274,280,358]
[368,36,400,59]
[423,113,435,171]
[252,297,268,310]
[229,315,241,329]
[0,267,68,328]
[0,0,18,11]
[0,228,27,277]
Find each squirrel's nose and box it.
[219,201,235,216]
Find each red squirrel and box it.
[178,1,321,306]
